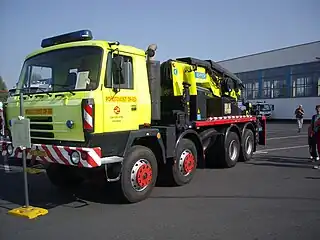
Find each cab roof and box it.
[25,40,146,60]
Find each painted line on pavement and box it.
[2,155,11,173]
[268,135,307,140]
[255,145,309,154]
[0,164,45,174]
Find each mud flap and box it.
[258,116,266,145]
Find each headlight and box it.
[70,151,80,164]
[7,144,13,155]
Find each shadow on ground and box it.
[149,194,320,202]
[1,152,318,211]
[305,176,320,180]
[249,155,316,169]
[0,168,136,211]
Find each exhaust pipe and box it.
[146,44,161,121]
[146,44,157,61]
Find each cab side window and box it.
[105,52,134,89]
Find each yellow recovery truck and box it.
[1,30,266,203]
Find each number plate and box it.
[30,150,47,157]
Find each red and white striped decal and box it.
[83,103,93,130]
[195,115,257,127]
[0,141,102,168]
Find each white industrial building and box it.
[218,41,320,120]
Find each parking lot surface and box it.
[0,123,319,240]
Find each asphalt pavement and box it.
[0,123,319,240]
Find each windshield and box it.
[16,46,103,94]
[260,104,271,111]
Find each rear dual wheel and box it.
[222,131,241,168]
[239,129,254,162]
[211,129,254,167]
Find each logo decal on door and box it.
[113,106,120,114]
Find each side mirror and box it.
[271,105,274,111]
[112,55,124,72]
[112,55,125,93]
[8,89,16,96]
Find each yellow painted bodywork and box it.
[168,60,241,100]
[6,38,240,144]
[5,40,151,143]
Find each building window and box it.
[253,82,259,99]
[272,79,287,98]
[292,75,313,97]
[244,82,259,100]
[262,78,287,99]
[262,80,271,98]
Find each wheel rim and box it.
[131,159,153,192]
[179,149,195,176]
[245,136,253,155]
[228,140,238,161]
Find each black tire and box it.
[119,145,158,203]
[46,164,84,188]
[239,129,254,162]
[172,138,197,186]
[220,131,240,168]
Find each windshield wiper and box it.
[24,87,52,97]
[50,84,75,95]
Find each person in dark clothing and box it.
[295,105,305,133]
[308,125,316,160]
[309,124,319,162]
[311,105,320,168]
[0,115,3,136]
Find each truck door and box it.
[102,51,138,133]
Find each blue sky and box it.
[1,0,319,88]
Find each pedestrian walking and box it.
[311,105,320,169]
[295,105,304,133]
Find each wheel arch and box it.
[132,136,166,165]
[242,122,255,137]
[126,129,166,165]
[225,124,241,141]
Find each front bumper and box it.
[0,140,123,168]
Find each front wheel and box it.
[119,145,158,203]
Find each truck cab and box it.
[5,31,151,156]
